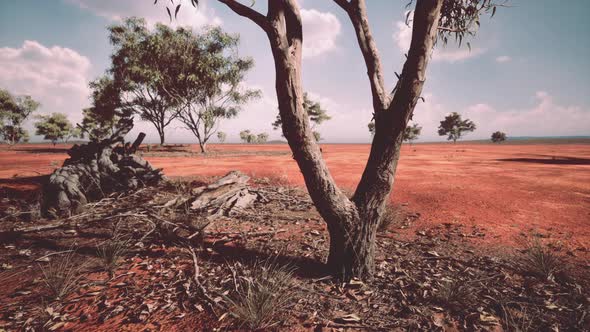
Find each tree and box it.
[78,75,134,141]
[108,18,188,145]
[217,131,227,143]
[491,131,507,143]
[0,88,40,145]
[403,123,422,145]
[175,0,500,279]
[169,27,261,153]
[35,113,73,146]
[272,92,331,141]
[256,132,269,143]
[438,112,476,143]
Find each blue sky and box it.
[1,0,589,143]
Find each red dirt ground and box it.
[1,143,589,252]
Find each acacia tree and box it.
[491,131,507,143]
[35,113,74,146]
[272,92,331,141]
[173,0,500,278]
[0,89,40,145]
[438,112,476,143]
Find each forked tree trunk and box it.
[219,0,443,279]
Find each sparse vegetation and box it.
[517,238,563,280]
[225,260,295,330]
[39,250,85,300]
[96,236,131,277]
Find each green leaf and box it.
[175,4,181,19]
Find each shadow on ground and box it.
[497,156,590,165]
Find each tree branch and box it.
[336,0,388,111]
[217,0,269,32]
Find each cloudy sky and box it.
[1,0,589,143]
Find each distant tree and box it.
[403,123,422,145]
[78,76,133,141]
[438,112,476,143]
[240,130,268,144]
[107,18,187,145]
[272,93,330,141]
[491,131,507,143]
[217,131,227,143]
[35,113,73,146]
[256,132,269,144]
[0,88,40,145]
[239,129,255,143]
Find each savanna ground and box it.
[0,141,589,331]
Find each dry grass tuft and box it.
[433,278,473,309]
[225,260,295,330]
[517,238,563,281]
[39,249,85,300]
[97,236,131,277]
[499,302,537,332]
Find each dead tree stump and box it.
[42,122,165,217]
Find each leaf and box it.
[166,7,172,22]
[153,0,158,4]
[175,4,181,19]
[491,6,497,18]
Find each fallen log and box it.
[189,171,259,218]
[42,119,165,218]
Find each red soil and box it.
[1,143,589,251]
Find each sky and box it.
[0,0,589,143]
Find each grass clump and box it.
[518,238,563,281]
[225,260,295,330]
[433,278,473,310]
[97,236,131,277]
[39,250,85,300]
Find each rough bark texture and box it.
[42,121,165,218]
[218,0,443,279]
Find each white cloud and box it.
[412,91,590,141]
[495,55,511,63]
[0,40,92,133]
[301,9,341,58]
[393,13,485,63]
[65,0,222,28]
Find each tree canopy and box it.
[491,131,507,143]
[162,26,260,153]
[35,113,75,146]
[438,112,476,143]
[403,123,422,144]
[0,88,40,145]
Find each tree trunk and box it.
[199,141,207,154]
[159,131,165,146]
[219,0,443,279]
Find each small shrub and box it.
[39,250,85,300]
[225,260,295,330]
[518,238,562,280]
[97,236,130,277]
